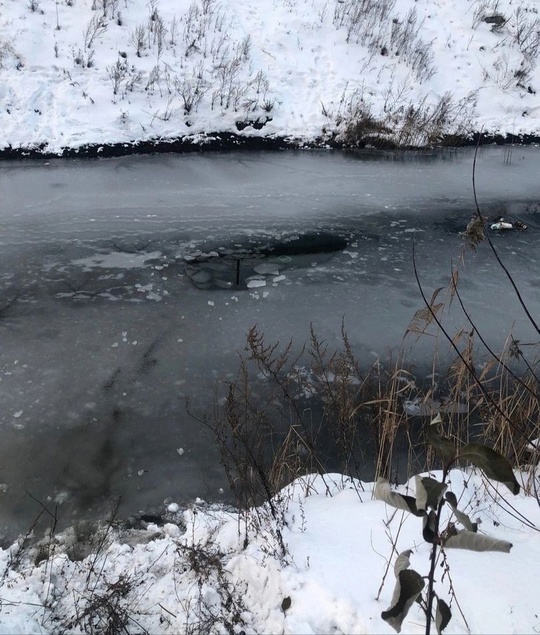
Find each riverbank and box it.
[1,0,540,157]
[0,470,538,634]
[1,130,539,161]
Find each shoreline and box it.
[1,130,539,161]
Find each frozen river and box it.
[0,147,539,540]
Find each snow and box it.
[1,2,540,631]
[0,469,538,633]
[0,0,539,153]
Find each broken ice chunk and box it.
[247,279,266,288]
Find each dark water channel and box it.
[0,147,539,541]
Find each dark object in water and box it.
[183,231,348,290]
[260,232,348,256]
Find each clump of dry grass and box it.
[205,321,427,510]
[202,264,540,512]
[333,89,477,148]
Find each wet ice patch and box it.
[72,251,163,270]
[403,398,468,416]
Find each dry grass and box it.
[203,264,540,510]
[337,91,477,148]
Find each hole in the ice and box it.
[183,231,348,290]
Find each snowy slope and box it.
[0,470,538,634]
[0,0,539,153]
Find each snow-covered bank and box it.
[0,130,295,159]
[2,130,540,161]
[1,0,540,155]
[0,470,538,634]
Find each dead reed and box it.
[204,274,540,510]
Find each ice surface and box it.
[0,148,539,540]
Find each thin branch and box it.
[425,466,450,635]
[439,548,471,633]
[451,266,540,397]
[482,476,538,531]
[412,244,536,449]
[472,135,540,335]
